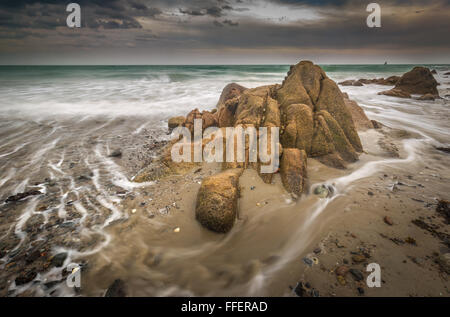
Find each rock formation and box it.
[339,76,400,87]
[379,67,439,99]
[150,60,372,232]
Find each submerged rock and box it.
[5,190,41,203]
[195,169,242,233]
[378,89,411,99]
[313,185,330,198]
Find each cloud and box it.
[0,0,449,63]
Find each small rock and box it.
[294,281,309,297]
[357,287,365,295]
[405,237,417,245]
[349,268,364,281]
[384,216,394,225]
[15,271,37,286]
[337,275,346,286]
[368,191,374,196]
[109,149,122,158]
[173,227,180,233]
[335,265,349,276]
[250,186,255,190]
[313,248,321,254]
[352,255,366,263]
[51,253,68,268]
[302,257,313,267]
[313,185,329,198]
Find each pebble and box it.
[335,265,349,276]
[349,269,364,281]
[357,287,365,295]
[302,257,313,267]
[131,209,137,214]
[174,227,180,233]
[337,275,346,285]
[384,216,393,225]
[352,255,366,263]
[51,252,68,268]
[313,248,321,254]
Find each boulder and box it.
[168,116,185,130]
[280,148,307,197]
[195,169,242,233]
[393,67,439,96]
[217,83,247,107]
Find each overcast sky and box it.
[0,0,449,64]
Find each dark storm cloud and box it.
[0,0,449,63]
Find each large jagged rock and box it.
[277,61,326,109]
[276,61,362,168]
[142,61,368,199]
[280,148,307,197]
[195,169,242,233]
[379,67,439,98]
